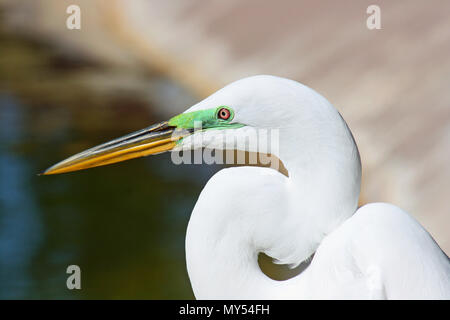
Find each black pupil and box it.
[220,109,228,119]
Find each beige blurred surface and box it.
[2,0,449,253]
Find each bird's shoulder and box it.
[342,203,445,254]
[313,202,450,299]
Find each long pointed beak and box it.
[41,121,189,175]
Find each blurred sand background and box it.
[1,0,449,264]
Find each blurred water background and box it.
[0,19,213,299]
[0,0,449,299]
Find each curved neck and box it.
[186,107,361,299]
[186,217,289,299]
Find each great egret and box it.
[43,75,450,299]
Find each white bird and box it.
[43,75,450,299]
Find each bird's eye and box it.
[218,108,231,120]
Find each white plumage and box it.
[179,75,450,299]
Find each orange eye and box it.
[218,108,231,120]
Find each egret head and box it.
[170,75,322,155]
[42,75,358,179]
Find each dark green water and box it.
[0,29,222,299]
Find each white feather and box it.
[181,75,449,299]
